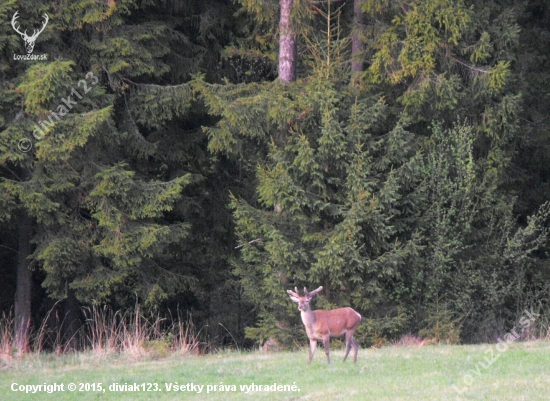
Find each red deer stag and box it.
[287,286,361,364]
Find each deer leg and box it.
[351,337,359,363]
[308,339,317,364]
[344,331,352,362]
[323,336,331,364]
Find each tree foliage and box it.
[0,0,548,350]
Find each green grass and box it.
[1,341,550,400]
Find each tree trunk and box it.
[279,0,296,83]
[60,290,80,353]
[351,0,366,78]
[14,213,32,354]
[275,0,297,214]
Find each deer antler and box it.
[286,287,300,298]
[305,286,323,298]
[11,12,25,37]
[11,12,48,40]
[288,286,323,298]
[31,14,49,39]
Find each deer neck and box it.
[300,306,317,331]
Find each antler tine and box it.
[286,287,300,297]
[11,11,24,36]
[40,14,49,31]
[31,13,49,38]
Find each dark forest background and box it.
[1,0,549,352]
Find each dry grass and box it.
[0,312,15,367]
[0,304,201,369]
[82,305,202,360]
[393,334,432,347]
[2,305,550,370]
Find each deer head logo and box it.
[11,11,49,54]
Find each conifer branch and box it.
[234,238,262,250]
[0,164,23,181]
[450,57,489,75]
[121,78,192,91]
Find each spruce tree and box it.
[0,0,240,348]
[361,0,549,340]
[198,0,550,344]
[197,2,422,344]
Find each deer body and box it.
[288,286,361,364]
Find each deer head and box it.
[287,286,324,312]
[12,11,49,54]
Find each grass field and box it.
[1,341,549,400]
